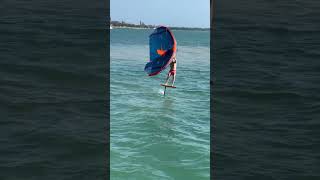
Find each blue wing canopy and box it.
[144,26,176,76]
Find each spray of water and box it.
[159,89,164,95]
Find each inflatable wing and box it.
[144,26,177,76]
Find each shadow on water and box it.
[162,96,174,110]
[148,96,177,144]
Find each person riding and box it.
[164,56,177,86]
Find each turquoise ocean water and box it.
[111,28,210,179]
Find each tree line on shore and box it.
[111,20,154,28]
[110,20,209,31]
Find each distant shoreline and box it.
[111,26,152,30]
[109,20,209,31]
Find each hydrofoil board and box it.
[160,84,176,88]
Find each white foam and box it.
[159,89,165,95]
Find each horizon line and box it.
[110,19,209,29]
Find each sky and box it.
[110,0,210,28]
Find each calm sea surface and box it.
[0,1,107,179]
[111,28,210,179]
[213,0,320,179]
